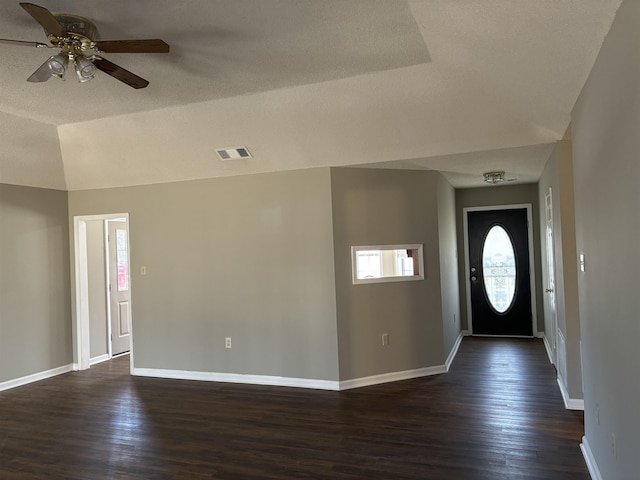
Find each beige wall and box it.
[0,184,72,382]
[68,168,340,381]
[86,220,108,359]
[437,175,461,356]
[455,184,543,333]
[537,141,582,400]
[330,168,448,380]
[4,166,461,387]
[571,0,640,476]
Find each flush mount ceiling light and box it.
[483,171,506,185]
[216,147,252,160]
[0,2,170,88]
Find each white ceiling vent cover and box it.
[216,147,252,160]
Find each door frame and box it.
[105,219,132,357]
[73,213,133,372]
[544,188,558,365]
[463,203,538,336]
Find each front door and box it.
[108,221,131,355]
[467,207,533,336]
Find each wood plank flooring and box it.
[0,338,588,479]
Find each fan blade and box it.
[27,57,52,82]
[94,39,170,53]
[0,38,48,48]
[93,57,149,89]
[20,3,66,38]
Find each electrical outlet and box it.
[225,337,232,349]
[381,333,389,346]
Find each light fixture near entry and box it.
[483,171,506,185]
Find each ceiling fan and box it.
[0,3,169,89]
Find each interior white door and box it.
[108,221,131,356]
[544,188,558,365]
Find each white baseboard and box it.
[581,436,603,480]
[445,332,465,371]
[542,333,554,364]
[132,335,466,392]
[133,364,450,392]
[132,367,340,391]
[557,375,584,410]
[470,334,534,338]
[90,354,110,365]
[0,364,74,392]
[339,365,447,390]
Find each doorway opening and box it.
[73,213,133,373]
[463,204,537,337]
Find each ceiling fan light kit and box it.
[48,53,68,78]
[2,2,170,89]
[74,55,96,82]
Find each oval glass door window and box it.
[482,225,517,313]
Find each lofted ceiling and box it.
[0,0,622,191]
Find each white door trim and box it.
[106,220,132,356]
[104,220,113,359]
[462,203,538,336]
[544,187,559,366]
[73,213,133,372]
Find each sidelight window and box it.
[116,228,129,292]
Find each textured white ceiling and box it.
[353,143,557,188]
[0,0,622,191]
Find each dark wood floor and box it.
[0,338,588,479]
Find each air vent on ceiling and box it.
[216,146,252,160]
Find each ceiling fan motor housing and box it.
[52,14,99,40]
